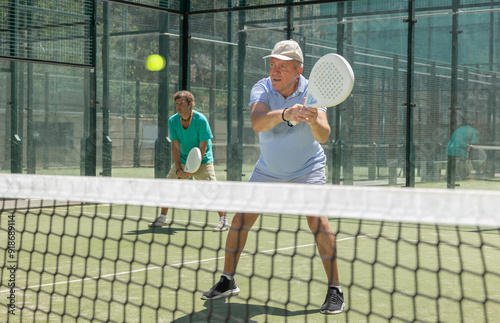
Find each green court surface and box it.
[1,202,499,322]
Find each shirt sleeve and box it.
[197,114,213,143]
[249,78,270,109]
[168,116,178,141]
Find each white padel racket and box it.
[291,53,354,125]
[183,147,202,173]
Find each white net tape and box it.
[1,174,499,227]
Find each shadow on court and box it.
[170,300,322,322]
[124,226,206,236]
[466,228,500,233]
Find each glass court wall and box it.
[1,0,499,189]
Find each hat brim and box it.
[263,54,301,62]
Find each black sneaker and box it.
[320,287,345,314]
[201,276,240,300]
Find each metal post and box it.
[102,1,112,176]
[26,62,35,173]
[9,0,21,173]
[209,46,216,133]
[18,63,24,168]
[388,55,400,185]
[228,2,246,181]
[134,80,140,168]
[285,0,294,39]
[155,1,172,178]
[44,72,49,169]
[84,0,97,176]
[447,0,460,189]
[331,2,345,185]
[343,2,354,185]
[226,7,235,180]
[429,62,441,181]
[488,1,496,176]
[209,7,216,134]
[179,0,190,91]
[367,67,376,180]
[488,74,497,176]
[25,0,35,173]
[2,73,9,170]
[404,0,416,187]
[9,61,21,174]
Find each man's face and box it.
[175,97,192,116]
[269,58,302,96]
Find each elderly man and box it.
[201,40,344,315]
[149,90,229,232]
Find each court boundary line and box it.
[0,236,362,294]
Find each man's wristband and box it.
[282,108,288,121]
[281,108,293,127]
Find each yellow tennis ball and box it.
[145,54,166,71]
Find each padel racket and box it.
[469,146,487,164]
[183,147,202,173]
[291,53,354,125]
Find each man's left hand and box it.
[177,169,193,179]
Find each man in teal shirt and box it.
[149,90,229,232]
[447,125,478,158]
[447,125,479,179]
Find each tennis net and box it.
[1,174,499,322]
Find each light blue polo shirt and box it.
[248,75,327,180]
[168,110,214,165]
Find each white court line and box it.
[0,235,362,294]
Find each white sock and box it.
[220,216,227,222]
[222,273,233,281]
[159,214,167,219]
